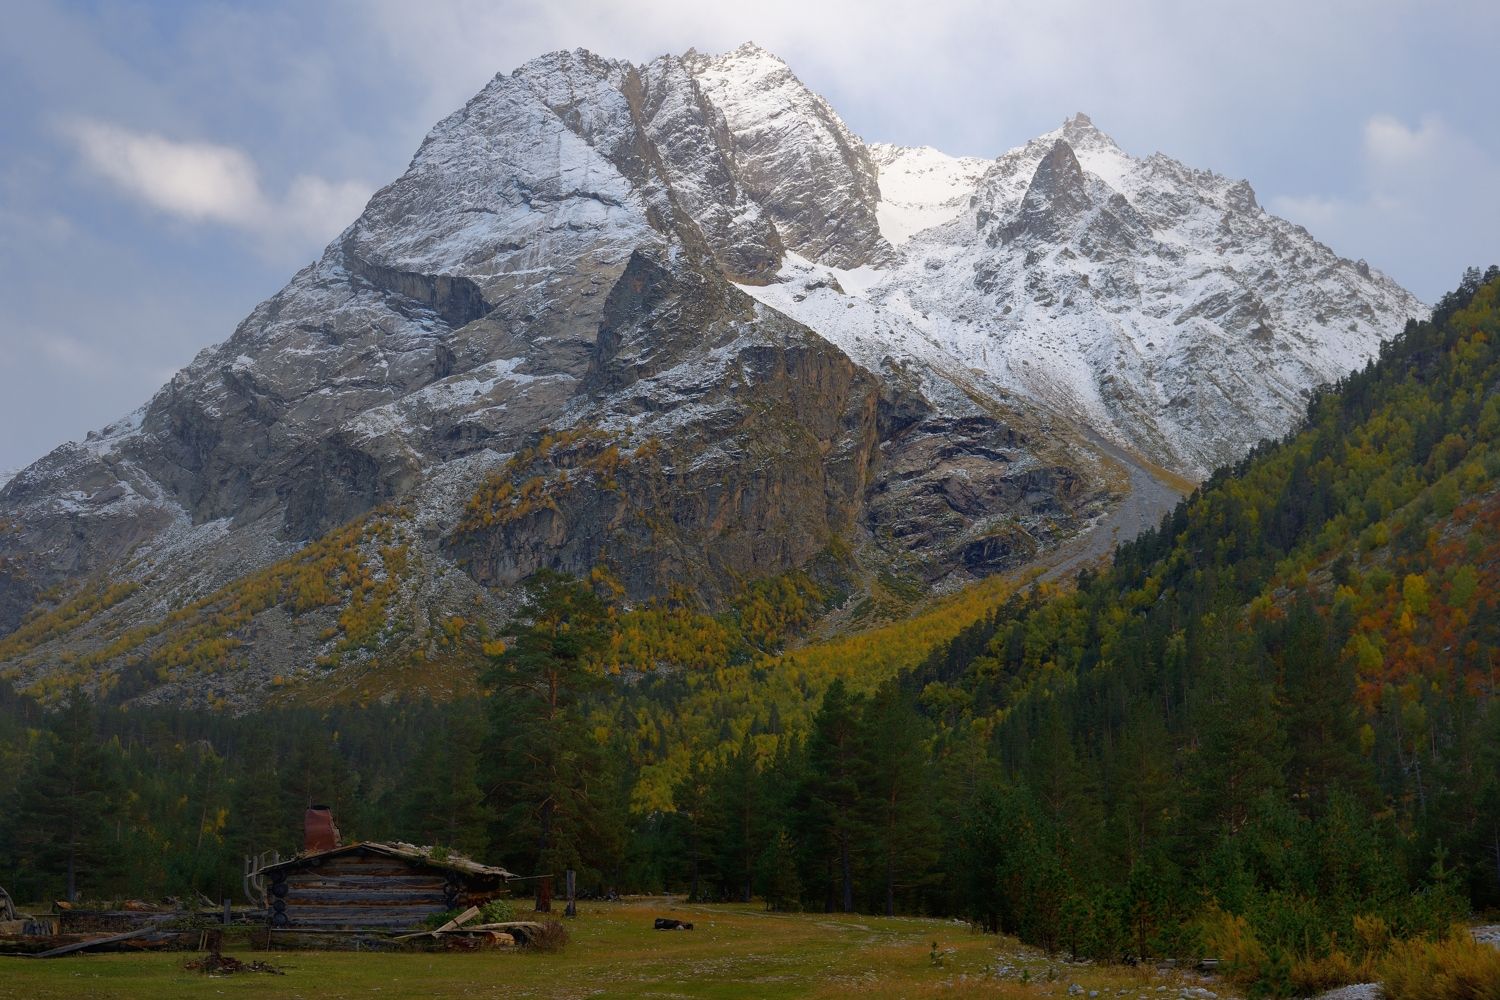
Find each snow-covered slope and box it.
[870,144,990,246]
[0,44,1107,704]
[748,113,1423,476]
[0,46,1423,705]
[685,43,891,269]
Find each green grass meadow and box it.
[0,898,1221,1000]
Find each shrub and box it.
[1378,933,1500,1000]
[422,907,463,930]
[526,919,569,952]
[1199,907,1268,987]
[1352,912,1392,958]
[479,897,515,923]
[1290,950,1374,993]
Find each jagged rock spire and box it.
[1002,139,1091,242]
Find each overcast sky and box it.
[2,0,1496,473]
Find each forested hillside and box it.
[1,269,1497,995]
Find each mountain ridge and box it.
[0,43,1419,707]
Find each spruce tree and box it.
[855,681,938,915]
[800,679,862,912]
[483,571,610,911]
[399,702,491,856]
[10,690,123,902]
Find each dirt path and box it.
[1032,431,1190,586]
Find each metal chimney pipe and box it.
[304,805,340,853]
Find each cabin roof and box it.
[255,841,518,881]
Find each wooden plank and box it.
[284,908,444,920]
[430,906,480,934]
[283,875,446,889]
[305,861,431,875]
[391,906,479,941]
[285,903,445,915]
[288,916,435,929]
[285,883,442,891]
[285,891,447,905]
[25,927,155,959]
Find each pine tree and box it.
[399,702,491,856]
[1184,654,1288,841]
[10,690,124,902]
[1277,592,1370,808]
[758,828,802,912]
[707,732,762,903]
[483,571,610,911]
[800,679,863,912]
[671,755,714,901]
[855,681,939,915]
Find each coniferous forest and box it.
[3,268,1500,992]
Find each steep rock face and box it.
[0,44,1097,704]
[0,49,1422,705]
[1001,139,1094,243]
[448,251,886,603]
[685,43,891,270]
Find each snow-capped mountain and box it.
[748,113,1421,476]
[0,43,1420,705]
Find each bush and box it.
[1290,950,1374,993]
[422,907,464,930]
[479,897,515,923]
[1378,933,1500,1000]
[1352,913,1392,958]
[526,919,569,952]
[1200,907,1269,987]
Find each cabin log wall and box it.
[267,847,503,930]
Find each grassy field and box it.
[0,898,1229,1000]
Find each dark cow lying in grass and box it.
[653,918,694,931]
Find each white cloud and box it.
[64,119,265,225]
[61,117,373,247]
[1363,114,1444,170]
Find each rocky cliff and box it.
[0,46,1419,706]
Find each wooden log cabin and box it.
[256,808,517,931]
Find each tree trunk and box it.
[536,876,553,913]
[536,798,553,913]
[840,839,853,913]
[689,826,701,903]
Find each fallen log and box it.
[458,921,544,940]
[26,927,156,958]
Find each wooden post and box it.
[536,876,552,913]
[565,870,576,918]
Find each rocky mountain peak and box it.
[1058,111,1119,149]
[1001,138,1092,242]
[720,40,785,66]
[0,43,1427,708]
[685,43,891,269]
[746,101,1424,479]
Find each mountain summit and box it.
[0,45,1420,706]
